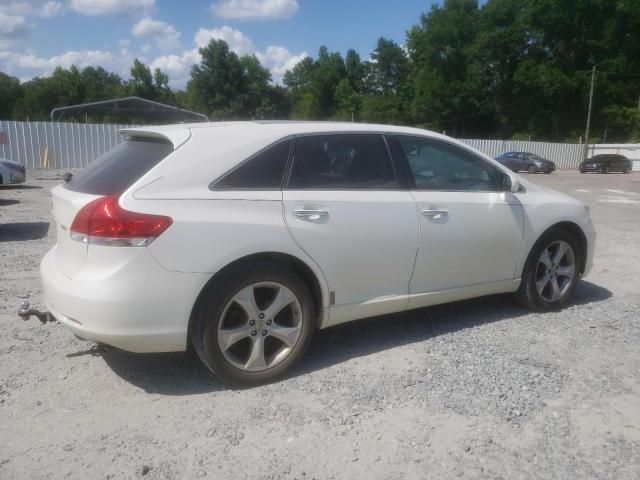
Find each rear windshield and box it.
[65,136,173,195]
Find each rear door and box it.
[54,136,174,278]
[282,133,418,319]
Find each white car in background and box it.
[39,122,595,386]
[0,158,26,185]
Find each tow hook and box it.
[17,301,55,324]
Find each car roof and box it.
[121,121,453,148]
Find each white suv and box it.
[41,122,595,386]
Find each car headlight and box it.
[534,160,543,166]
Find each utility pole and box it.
[583,66,596,161]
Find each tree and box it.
[334,78,360,121]
[0,73,23,119]
[187,40,246,119]
[407,0,483,136]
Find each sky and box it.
[0,0,441,88]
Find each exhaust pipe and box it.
[17,301,56,324]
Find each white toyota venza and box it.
[41,122,595,386]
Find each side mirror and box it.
[502,173,519,193]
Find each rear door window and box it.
[65,136,173,195]
[287,134,399,190]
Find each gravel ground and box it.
[1,170,639,480]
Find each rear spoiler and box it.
[119,128,191,149]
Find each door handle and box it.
[421,208,448,220]
[293,208,329,221]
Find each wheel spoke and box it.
[233,286,260,320]
[269,324,300,348]
[245,336,267,370]
[263,287,296,320]
[552,242,569,265]
[556,264,575,279]
[218,325,251,351]
[539,249,553,269]
[536,273,551,294]
[550,277,561,301]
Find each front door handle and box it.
[421,208,448,220]
[293,208,329,221]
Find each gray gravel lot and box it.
[1,170,639,479]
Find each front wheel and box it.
[191,263,314,387]
[624,166,632,174]
[516,228,582,311]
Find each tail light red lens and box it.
[70,195,172,247]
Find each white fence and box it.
[0,120,131,170]
[0,120,632,171]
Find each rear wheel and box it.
[527,165,537,174]
[624,165,632,174]
[516,228,582,311]
[602,165,610,174]
[191,262,314,387]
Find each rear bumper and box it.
[40,246,210,353]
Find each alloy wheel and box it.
[535,240,576,302]
[217,282,303,372]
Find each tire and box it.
[602,165,610,174]
[515,227,582,311]
[527,165,537,174]
[624,166,632,174]
[190,262,314,387]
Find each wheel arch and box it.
[188,251,326,345]
[524,221,588,276]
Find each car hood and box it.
[517,176,584,206]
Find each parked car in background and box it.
[38,122,595,386]
[495,152,556,174]
[580,154,633,174]
[0,158,26,185]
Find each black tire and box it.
[190,261,314,387]
[624,166,632,174]
[515,227,582,311]
[602,165,610,174]
[527,164,537,174]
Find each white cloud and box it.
[41,1,63,17]
[0,12,28,36]
[132,17,181,51]
[141,43,151,54]
[69,0,154,16]
[150,25,307,88]
[0,50,126,77]
[210,0,298,21]
[256,45,307,82]
[194,26,254,55]
[0,1,63,18]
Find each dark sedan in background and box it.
[580,154,633,174]
[495,151,556,173]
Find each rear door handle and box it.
[293,208,329,221]
[421,208,448,220]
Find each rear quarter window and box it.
[65,136,173,195]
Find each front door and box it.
[388,135,524,303]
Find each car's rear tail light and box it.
[70,195,172,247]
